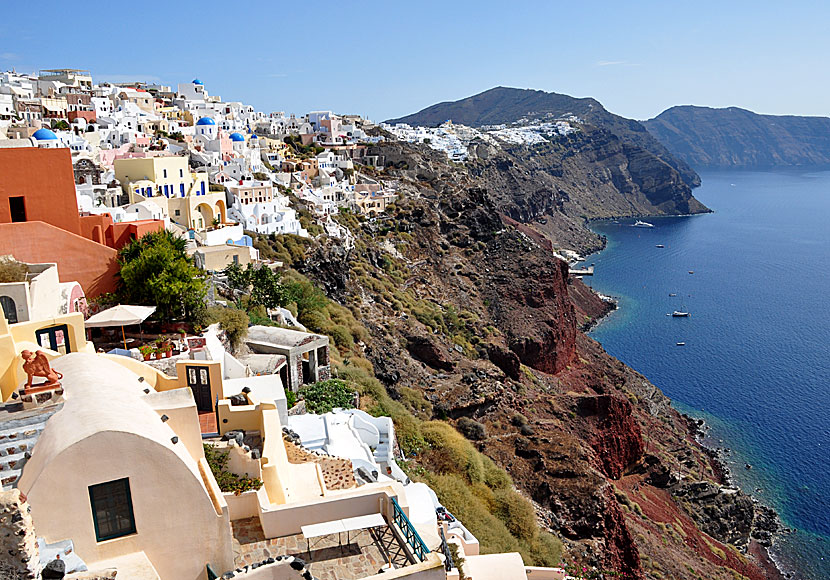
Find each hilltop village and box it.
[0,69,578,580]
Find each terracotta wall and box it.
[79,215,164,251]
[0,221,118,297]
[0,148,81,235]
[110,220,164,250]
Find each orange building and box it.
[0,148,82,235]
[0,148,164,297]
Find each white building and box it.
[226,180,307,237]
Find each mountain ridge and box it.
[385,86,701,187]
[644,105,830,168]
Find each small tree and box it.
[118,230,206,322]
[223,263,288,312]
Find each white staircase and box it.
[0,405,60,490]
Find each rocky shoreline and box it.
[572,243,791,579]
[686,415,790,579]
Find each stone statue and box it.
[20,350,62,389]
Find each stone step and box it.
[0,451,30,472]
[0,423,46,441]
[1,469,22,490]
[0,437,37,457]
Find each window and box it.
[179,169,183,178]
[174,209,180,216]
[89,478,136,542]
[163,169,167,178]
[35,325,71,354]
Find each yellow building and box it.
[115,156,226,231]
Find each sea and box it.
[581,169,829,579]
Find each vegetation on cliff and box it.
[238,135,777,579]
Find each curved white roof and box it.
[18,353,199,488]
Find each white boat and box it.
[676,342,686,346]
[672,311,690,317]
[656,244,665,248]
[633,220,654,228]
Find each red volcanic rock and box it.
[404,333,455,371]
[486,343,522,379]
[483,235,577,375]
[578,395,645,479]
[601,486,645,579]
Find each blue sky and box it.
[1,0,827,121]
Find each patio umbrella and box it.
[85,305,156,350]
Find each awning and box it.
[85,305,156,328]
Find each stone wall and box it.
[0,490,39,579]
[283,437,356,490]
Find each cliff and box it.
[644,105,830,168]
[377,127,708,259]
[293,140,780,579]
[386,86,701,187]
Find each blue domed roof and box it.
[229,132,246,142]
[32,128,58,140]
[192,78,203,85]
[249,133,258,139]
[196,117,215,126]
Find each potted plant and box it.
[162,343,173,358]
[154,347,163,360]
[139,345,153,361]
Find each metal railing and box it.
[439,527,455,571]
[391,496,430,562]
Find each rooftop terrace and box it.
[232,516,412,580]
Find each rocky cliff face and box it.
[300,140,777,579]
[378,130,708,259]
[645,105,830,168]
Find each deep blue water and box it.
[583,170,829,579]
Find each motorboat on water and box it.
[672,311,690,317]
[676,342,686,346]
[656,244,665,248]
[633,220,654,228]
[669,293,677,297]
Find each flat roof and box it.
[246,326,327,349]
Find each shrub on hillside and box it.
[300,379,355,414]
[457,417,488,440]
[205,305,249,350]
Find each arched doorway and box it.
[194,203,214,230]
[215,199,227,224]
[0,295,17,324]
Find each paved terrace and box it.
[231,516,412,580]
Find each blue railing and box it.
[391,496,430,562]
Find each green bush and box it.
[492,489,538,542]
[300,379,356,414]
[421,421,485,484]
[203,444,263,495]
[425,473,519,555]
[285,388,297,408]
[457,417,488,441]
[205,305,249,349]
